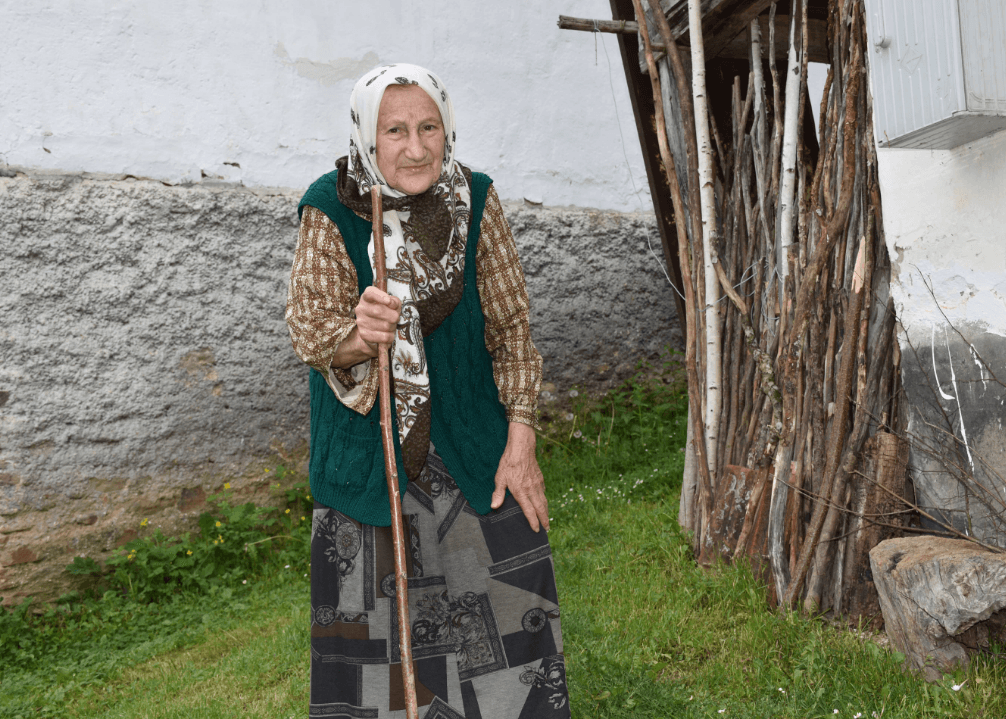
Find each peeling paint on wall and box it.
[876,129,1006,546]
[901,326,1006,545]
[273,44,381,87]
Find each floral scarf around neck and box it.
[336,63,473,481]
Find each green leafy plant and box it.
[97,488,312,603]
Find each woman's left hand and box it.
[491,422,549,532]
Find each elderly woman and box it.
[286,64,569,718]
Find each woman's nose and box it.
[403,129,426,160]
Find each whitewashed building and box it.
[866,0,1006,543]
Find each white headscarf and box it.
[341,63,472,480]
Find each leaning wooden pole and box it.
[371,185,418,719]
[633,0,713,536]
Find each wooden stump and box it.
[870,536,1006,681]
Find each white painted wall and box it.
[877,132,1006,339]
[876,127,1006,544]
[1,0,651,212]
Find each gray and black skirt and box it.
[309,448,570,718]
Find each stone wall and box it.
[0,171,679,602]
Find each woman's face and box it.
[375,85,445,195]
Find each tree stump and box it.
[870,536,1006,681]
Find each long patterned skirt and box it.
[310,448,570,718]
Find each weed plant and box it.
[536,354,689,510]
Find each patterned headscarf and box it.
[336,63,472,481]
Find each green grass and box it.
[0,572,309,718]
[3,357,1005,718]
[63,572,310,718]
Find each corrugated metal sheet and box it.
[885,113,1006,149]
[866,0,966,146]
[959,0,1006,112]
[865,0,1006,148]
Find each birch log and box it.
[687,0,722,486]
[775,0,803,302]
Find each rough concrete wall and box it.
[506,201,681,399]
[0,173,308,601]
[0,173,679,601]
[876,131,1006,546]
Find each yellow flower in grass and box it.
[215,521,222,528]
[186,550,192,555]
[301,516,306,521]
[217,534,223,543]
[140,518,148,527]
[285,509,291,514]
[224,482,231,490]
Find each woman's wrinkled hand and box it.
[354,286,401,350]
[491,422,549,532]
[331,287,401,369]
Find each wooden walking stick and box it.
[371,185,419,719]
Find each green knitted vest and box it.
[297,170,508,526]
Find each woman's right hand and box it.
[331,287,402,369]
[355,286,402,349]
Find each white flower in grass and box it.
[952,681,966,691]
[718,710,725,715]
[834,711,839,715]
[854,713,863,718]
[565,412,574,421]
[569,389,578,397]
[573,430,582,438]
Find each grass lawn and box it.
[3,360,1003,718]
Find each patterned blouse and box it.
[286,184,541,428]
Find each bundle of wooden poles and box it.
[564,0,909,616]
